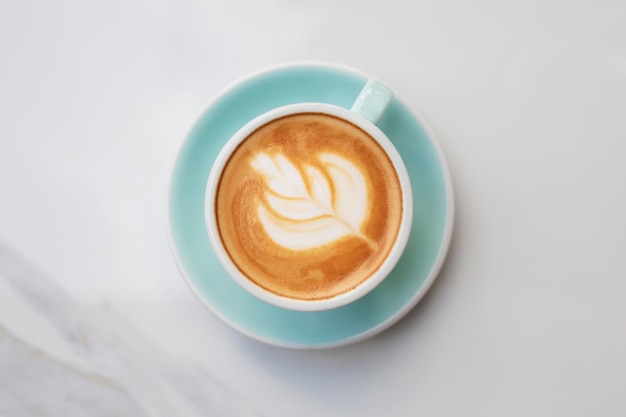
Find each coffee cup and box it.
[205,79,413,311]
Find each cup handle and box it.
[350,79,394,125]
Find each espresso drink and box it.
[215,113,403,301]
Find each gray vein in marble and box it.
[0,325,145,416]
[0,244,264,417]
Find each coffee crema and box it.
[215,113,403,301]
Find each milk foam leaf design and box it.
[250,152,377,251]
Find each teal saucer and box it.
[167,62,454,349]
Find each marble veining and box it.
[0,244,264,417]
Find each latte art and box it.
[214,113,403,301]
[251,151,376,251]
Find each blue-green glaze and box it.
[167,63,453,349]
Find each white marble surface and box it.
[1,0,625,416]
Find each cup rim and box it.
[205,102,413,311]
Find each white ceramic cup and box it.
[205,80,413,311]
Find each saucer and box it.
[167,62,454,349]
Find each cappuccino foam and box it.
[215,113,403,301]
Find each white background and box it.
[1,0,625,416]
